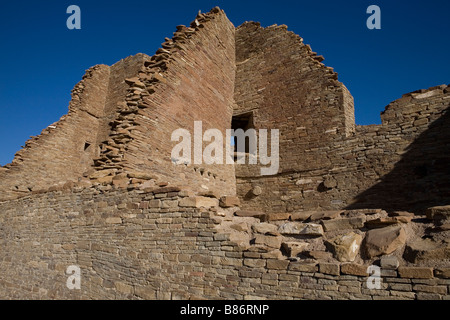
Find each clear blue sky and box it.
[0,0,449,166]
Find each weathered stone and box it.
[219,196,241,208]
[344,209,383,216]
[135,286,156,299]
[304,250,332,260]
[295,178,313,185]
[251,223,279,235]
[112,178,129,189]
[230,223,248,232]
[115,282,133,294]
[340,264,369,277]
[266,259,289,270]
[149,199,161,208]
[391,211,415,217]
[413,284,447,295]
[310,211,342,221]
[261,212,291,221]
[321,217,365,232]
[436,223,450,231]
[234,210,265,218]
[323,176,337,189]
[261,249,284,260]
[251,186,263,196]
[319,263,340,276]
[150,186,181,194]
[254,234,282,249]
[281,241,309,258]
[398,267,434,279]
[393,216,413,224]
[290,211,312,221]
[403,238,450,263]
[97,176,114,184]
[127,171,155,180]
[364,226,406,258]
[434,268,450,279]
[426,205,450,220]
[289,262,317,273]
[89,169,116,179]
[278,222,324,236]
[364,218,400,229]
[380,255,400,270]
[105,217,122,224]
[197,190,221,199]
[161,200,178,208]
[178,196,219,208]
[326,232,362,262]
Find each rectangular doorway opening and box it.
[231,112,255,154]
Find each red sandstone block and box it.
[219,196,241,208]
[398,267,434,279]
[266,259,289,270]
[340,264,368,277]
[319,263,340,276]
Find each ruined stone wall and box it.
[0,54,147,202]
[0,7,449,301]
[237,82,450,213]
[91,8,237,197]
[234,22,354,173]
[0,186,448,300]
[234,22,356,212]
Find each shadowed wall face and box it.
[234,80,450,213]
[347,87,450,212]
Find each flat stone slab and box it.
[364,225,406,258]
[426,205,450,220]
[234,210,265,218]
[178,196,218,208]
[290,212,313,221]
[282,241,309,258]
[310,211,342,221]
[326,232,362,262]
[403,238,450,263]
[321,217,365,231]
[252,223,279,235]
[278,222,324,236]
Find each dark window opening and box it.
[231,112,255,154]
[84,142,91,151]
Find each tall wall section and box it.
[234,22,355,213]
[0,54,148,202]
[91,8,237,197]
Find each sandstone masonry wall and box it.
[0,54,147,202]
[0,7,448,301]
[237,82,450,213]
[90,8,237,197]
[0,187,448,300]
[234,22,354,174]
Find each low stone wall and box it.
[0,184,448,300]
